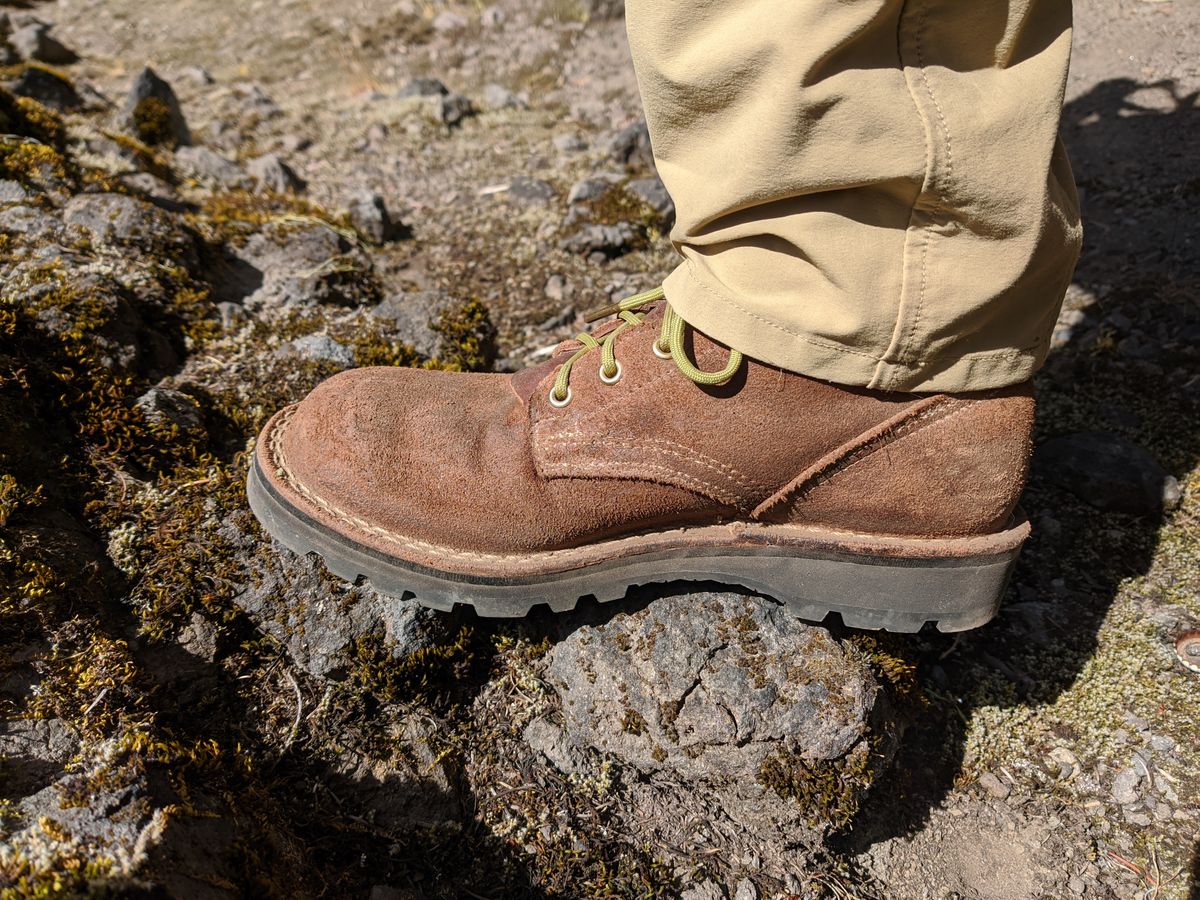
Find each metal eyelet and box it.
[599,361,623,385]
[548,386,572,408]
[652,342,672,360]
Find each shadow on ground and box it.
[828,75,1200,866]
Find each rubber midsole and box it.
[248,456,1025,627]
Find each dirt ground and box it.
[8,0,1200,896]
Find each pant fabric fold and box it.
[625,0,1082,392]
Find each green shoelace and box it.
[548,286,744,407]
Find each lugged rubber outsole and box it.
[247,459,1026,633]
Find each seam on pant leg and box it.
[872,0,948,390]
[902,4,955,364]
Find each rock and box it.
[0,734,242,897]
[432,10,468,31]
[507,176,556,205]
[177,611,219,663]
[284,333,356,368]
[438,93,475,126]
[1111,767,1140,805]
[0,178,30,203]
[235,83,281,118]
[553,133,588,153]
[567,174,621,204]
[1149,735,1176,754]
[136,386,204,431]
[1033,432,1173,516]
[180,64,215,85]
[8,22,77,64]
[395,79,473,124]
[228,527,448,679]
[733,879,759,900]
[977,771,1011,800]
[681,882,726,900]
[280,133,313,154]
[542,593,884,782]
[539,304,575,330]
[543,274,567,302]
[217,301,247,330]
[246,153,305,193]
[329,716,463,829]
[232,221,375,311]
[523,718,588,774]
[559,222,636,258]
[118,171,182,207]
[7,65,81,111]
[348,191,408,245]
[371,290,457,359]
[481,82,526,111]
[398,77,449,99]
[626,175,675,222]
[124,66,190,147]
[1162,475,1183,510]
[174,145,251,189]
[607,119,653,168]
[0,204,63,242]
[0,718,78,797]
[580,0,625,20]
[480,5,506,27]
[63,193,198,268]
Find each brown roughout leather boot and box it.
[248,288,1034,632]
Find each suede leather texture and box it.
[261,306,1035,556]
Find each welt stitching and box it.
[266,405,1001,554]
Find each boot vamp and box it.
[272,366,721,553]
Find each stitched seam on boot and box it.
[751,395,957,518]
[539,437,757,509]
[799,400,978,500]
[266,404,1010,560]
[541,433,766,495]
[539,457,745,509]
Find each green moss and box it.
[0,140,69,186]
[583,183,663,246]
[430,297,497,372]
[194,191,346,246]
[757,738,881,830]
[99,129,175,183]
[349,626,489,711]
[847,633,923,707]
[621,708,647,736]
[130,97,175,147]
[0,91,66,150]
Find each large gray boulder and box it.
[542,592,883,782]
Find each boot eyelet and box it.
[599,361,623,385]
[652,343,672,360]
[548,387,572,408]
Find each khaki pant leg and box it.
[625,0,1082,391]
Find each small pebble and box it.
[978,772,1010,800]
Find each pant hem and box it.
[663,261,1044,393]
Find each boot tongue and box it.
[509,356,560,404]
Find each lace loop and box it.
[549,287,744,405]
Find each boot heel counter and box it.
[767,387,1035,537]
